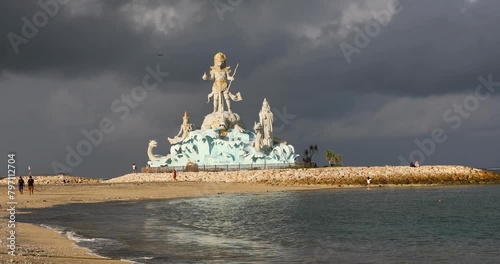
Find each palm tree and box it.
[325,150,335,167]
[302,145,319,165]
[309,145,318,161]
[303,149,310,162]
[334,153,343,165]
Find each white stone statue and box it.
[253,122,263,152]
[145,51,298,168]
[259,98,274,147]
[202,52,242,113]
[147,139,170,166]
[168,111,194,145]
[200,111,245,132]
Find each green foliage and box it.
[292,162,317,169]
[325,149,343,166]
[302,144,318,163]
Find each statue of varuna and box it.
[202,52,242,113]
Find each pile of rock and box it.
[106,173,173,183]
[106,165,500,186]
[0,175,102,185]
[5,166,495,186]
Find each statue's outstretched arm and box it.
[202,71,214,81]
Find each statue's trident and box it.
[228,62,239,90]
[227,63,242,101]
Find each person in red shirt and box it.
[28,176,34,195]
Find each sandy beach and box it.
[0,181,324,263]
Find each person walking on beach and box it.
[132,163,137,173]
[28,176,34,195]
[367,176,371,188]
[18,176,25,194]
[173,169,177,181]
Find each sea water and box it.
[24,185,500,263]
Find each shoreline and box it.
[1,166,499,263]
[0,182,327,263]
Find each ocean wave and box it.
[38,224,127,260]
[39,224,64,233]
[38,224,107,259]
[66,231,125,248]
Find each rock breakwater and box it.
[107,165,500,186]
[0,175,101,185]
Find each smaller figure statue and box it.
[168,111,194,145]
[259,98,274,147]
[202,52,242,113]
[253,121,263,152]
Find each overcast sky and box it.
[1,0,499,178]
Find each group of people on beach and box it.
[18,176,34,195]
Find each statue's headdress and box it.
[262,98,271,111]
[182,111,189,120]
[213,52,227,69]
[214,52,226,62]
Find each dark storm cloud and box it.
[329,0,500,96]
[2,0,500,177]
[0,0,153,78]
[1,0,499,95]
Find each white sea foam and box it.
[38,224,106,259]
[65,231,125,248]
[39,224,64,233]
[40,225,127,260]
